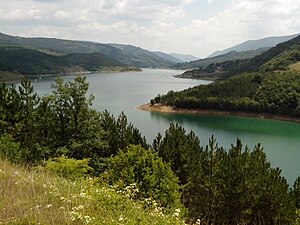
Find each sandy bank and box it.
[137,103,300,123]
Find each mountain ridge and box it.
[208,33,299,57]
[0,32,176,68]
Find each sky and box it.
[0,0,300,58]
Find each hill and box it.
[151,51,183,64]
[0,158,184,225]
[172,48,268,70]
[170,53,199,62]
[109,44,175,67]
[0,32,174,68]
[178,34,300,80]
[0,46,139,79]
[208,33,299,57]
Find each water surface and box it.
[31,68,300,184]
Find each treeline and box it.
[155,71,300,117]
[1,77,300,224]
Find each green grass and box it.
[0,159,186,225]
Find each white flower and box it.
[84,215,92,224]
[80,192,87,198]
[46,204,52,208]
[118,215,124,221]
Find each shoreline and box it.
[137,103,300,123]
[2,67,142,83]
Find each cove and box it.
[31,68,300,184]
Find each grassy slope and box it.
[0,159,185,225]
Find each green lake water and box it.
[31,68,300,185]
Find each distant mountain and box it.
[170,53,199,62]
[172,48,268,70]
[151,51,183,64]
[208,34,299,57]
[0,32,174,68]
[109,44,174,68]
[0,46,133,77]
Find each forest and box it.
[1,77,300,224]
[155,71,300,117]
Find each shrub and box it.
[43,155,92,179]
[0,134,21,163]
[104,145,183,212]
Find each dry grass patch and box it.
[289,61,300,71]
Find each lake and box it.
[31,68,300,185]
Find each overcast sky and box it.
[0,0,299,58]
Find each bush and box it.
[104,145,183,212]
[0,135,21,163]
[43,155,92,179]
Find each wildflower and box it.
[43,184,47,188]
[118,215,124,221]
[173,208,180,217]
[196,218,201,225]
[46,204,52,208]
[84,215,92,224]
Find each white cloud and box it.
[54,10,71,19]
[0,0,299,57]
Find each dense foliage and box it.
[157,71,300,117]
[155,124,296,224]
[105,145,182,211]
[0,77,147,170]
[1,77,299,224]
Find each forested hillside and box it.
[172,48,268,70]
[1,77,300,224]
[0,46,139,77]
